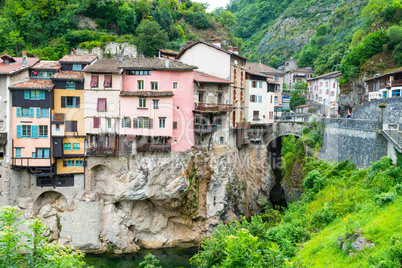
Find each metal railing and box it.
[86,147,121,156]
[194,103,233,112]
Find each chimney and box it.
[186,41,193,46]
[165,58,170,68]
[22,51,27,65]
[228,46,233,53]
[233,47,239,55]
[70,48,76,56]
[212,38,221,48]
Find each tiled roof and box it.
[293,67,314,73]
[83,59,122,73]
[194,71,232,84]
[9,79,53,90]
[58,55,98,63]
[120,90,174,97]
[246,62,285,76]
[31,61,61,70]
[52,113,65,122]
[176,40,248,61]
[158,49,179,56]
[119,58,197,71]
[52,71,84,80]
[0,56,40,75]
[365,67,402,81]
[308,71,342,81]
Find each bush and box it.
[304,170,324,193]
[139,253,162,268]
[375,192,395,206]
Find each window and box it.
[61,96,80,108]
[21,108,30,117]
[35,148,49,158]
[56,124,60,131]
[274,96,278,104]
[66,81,76,89]
[93,117,100,128]
[124,117,131,128]
[159,118,166,129]
[66,97,75,108]
[325,82,328,87]
[138,117,149,128]
[67,160,75,167]
[97,98,107,111]
[90,76,98,87]
[220,137,224,144]
[44,148,49,158]
[333,83,336,88]
[250,95,257,102]
[253,111,259,120]
[38,108,49,118]
[73,143,80,150]
[24,90,44,100]
[259,81,263,88]
[252,81,257,88]
[173,82,178,89]
[139,98,146,108]
[39,126,48,137]
[104,75,112,87]
[64,143,71,150]
[138,80,144,90]
[126,70,151,75]
[258,96,262,103]
[107,118,112,129]
[16,148,21,158]
[153,100,159,109]
[72,64,82,71]
[173,121,177,129]
[76,160,83,167]
[65,121,77,132]
[274,75,279,81]
[151,82,158,90]
[331,91,335,96]
[22,125,31,137]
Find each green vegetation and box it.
[0,207,88,267]
[290,81,307,110]
[139,253,162,268]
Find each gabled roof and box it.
[120,90,174,97]
[194,71,232,84]
[51,71,84,81]
[293,67,314,73]
[176,40,248,61]
[246,62,285,76]
[307,71,342,81]
[31,61,61,70]
[58,55,98,64]
[9,79,53,90]
[0,55,40,75]
[83,59,122,73]
[119,58,197,71]
[158,48,179,56]
[365,67,402,82]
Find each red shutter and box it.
[104,75,112,87]
[91,76,98,87]
[94,117,100,128]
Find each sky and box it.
[192,0,231,12]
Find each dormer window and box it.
[4,59,9,65]
[72,64,82,71]
[1,54,16,65]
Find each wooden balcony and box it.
[392,79,402,87]
[137,143,171,152]
[194,124,218,134]
[86,147,120,156]
[234,122,251,129]
[194,103,233,113]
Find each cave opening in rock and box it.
[268,136,288,210]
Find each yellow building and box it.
[51,54,97,175]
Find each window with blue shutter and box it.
[41,109,49,118]
[16,148,21,158]
[36,108,41,118]
[29,108,34,118]
[67,160,75,167]
[16,125,22,138]
[36,149,43,158]
[16,107,21,117]
[31,125,39,138]
[40,91,45,100]
[44,149,50,158]
[24,91,29,99]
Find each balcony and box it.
[86,147,120,156]
[392,79,402,87]
[137,143,171,152]
[194,103,233,113]
[234,122,250,129]
[194,124,218,134]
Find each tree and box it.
[219,10,237,27]
[136,20,169,57]
[139,253,162,268]
[117,2,137,35]
[268,55,281,68]
[290,87,306,111]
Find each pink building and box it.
[119,58,196,152]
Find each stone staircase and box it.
[382,129,402,153]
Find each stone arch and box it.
[90,164,113,194]
[33,191,68,216]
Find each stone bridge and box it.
[264,122,305,145]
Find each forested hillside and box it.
[0,0,240,59]
[225,0,402,80]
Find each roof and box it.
[308,71,342,81]
[194,71,232,84]
[120,90,174,97]
[0,55,40,75]
[119,58,197,71]
[9,79,53,90]
[365,67,402,82]
[58,55,98,63]
[31,61,61,70]
[176,40,248,61]
[83,59,122,73]
[52,113,65,123]
[246,62,285,76]
[158,49,179,56]
[295,104,310,108]
[51,71,84,80]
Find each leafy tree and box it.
[268,55,281,68]
[139,253,162,268]
[136,19,169,57]
[117,2,137,35]
[219,10,237,27]
[185,11,210,29]
[152,8,173,36]
[316,25,327,37]
[290,83,306,111]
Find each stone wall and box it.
[319,118,388,167]
[352,97,402,125]
[76,42,139,59]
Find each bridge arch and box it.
[33,191,68,215]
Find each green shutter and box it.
[40,91,45,100]
[16,107,21,117]
[32,125,39,138]
[16,125,22,138]
[36,108,41,118]
[29,108,34,118]
[24,91,29,99]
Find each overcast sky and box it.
[192,0,231,12]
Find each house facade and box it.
[366,68,402,101]
[278,58,313,90]
[119,58,196,152]
[83,59,122,156]
[307,71,341,116]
